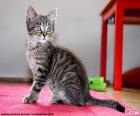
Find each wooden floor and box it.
[100,86,140,109]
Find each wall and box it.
[107,25,140,83]
[0,0,140,83]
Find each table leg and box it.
[100,19,108,82]
[113,0,124,90]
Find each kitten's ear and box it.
[27,6,38,22]
[47,8,57,22]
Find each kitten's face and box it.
[26,6,57,49]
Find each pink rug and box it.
[0,84,138,116]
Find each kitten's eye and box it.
[47,27,53,33]
[35,26,41,32]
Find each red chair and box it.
[100,0,140,90]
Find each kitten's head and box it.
[26,6,57,49]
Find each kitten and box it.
[24,6,125,113]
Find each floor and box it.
[1,83,138,116]
[0,83,139,116]
[100,86,140,109]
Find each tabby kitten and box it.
[24,6,125,113]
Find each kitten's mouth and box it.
[37,38,50,47]
[39,38,47,44]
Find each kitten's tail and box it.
[86,94,125,113]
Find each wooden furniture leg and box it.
[100,19,108,82]
[113,0,124,90]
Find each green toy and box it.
[88,76,106,91]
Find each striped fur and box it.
[24,6,125,113]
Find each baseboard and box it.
[0,77,32,83]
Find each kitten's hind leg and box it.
[50,96,64,104]
[23,81,45,104]
[64,88,85,106]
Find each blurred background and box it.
[0,0,140,84]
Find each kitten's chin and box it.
[39,39,47,44]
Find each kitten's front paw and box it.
[23,96,37,104]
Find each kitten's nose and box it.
[42,31,47,38]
